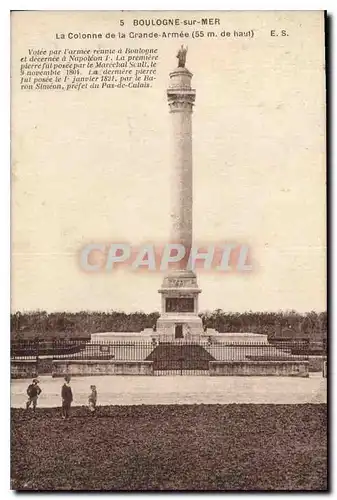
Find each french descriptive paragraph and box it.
[19,47,159,91]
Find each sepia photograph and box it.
[10,10,327,491]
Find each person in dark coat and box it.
[25,379,42,412]
[61,376,73,419]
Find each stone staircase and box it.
[146,343,216,371]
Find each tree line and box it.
[11,310,327,340]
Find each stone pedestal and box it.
[157,269,203,341]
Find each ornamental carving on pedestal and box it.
[162,276,198,288]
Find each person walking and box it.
[88,385,97,415]
[61,376,73,419]
[25,379,42,412]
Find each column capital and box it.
[167,89,196,113]
[167,65,196,112]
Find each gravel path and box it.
[11,373,326,407]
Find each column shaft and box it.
[170,108,193,250]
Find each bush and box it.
[10,310,327,341]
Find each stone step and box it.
[145,343,216,371]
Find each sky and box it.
[11,10,326,313]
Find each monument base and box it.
[156,314,203,342]
[157,269,203,342]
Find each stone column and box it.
[156,63,203,341]
[167,68,195,252]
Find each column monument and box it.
[156,47,203,342]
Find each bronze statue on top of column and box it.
[176,45,188,68]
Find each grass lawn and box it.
[11,404,327,491]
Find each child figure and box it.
[88,385,97,414]
[26,379,42,412]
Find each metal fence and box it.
[11,338,313,363]
[11,339,89,360]
[11,339,318,376]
